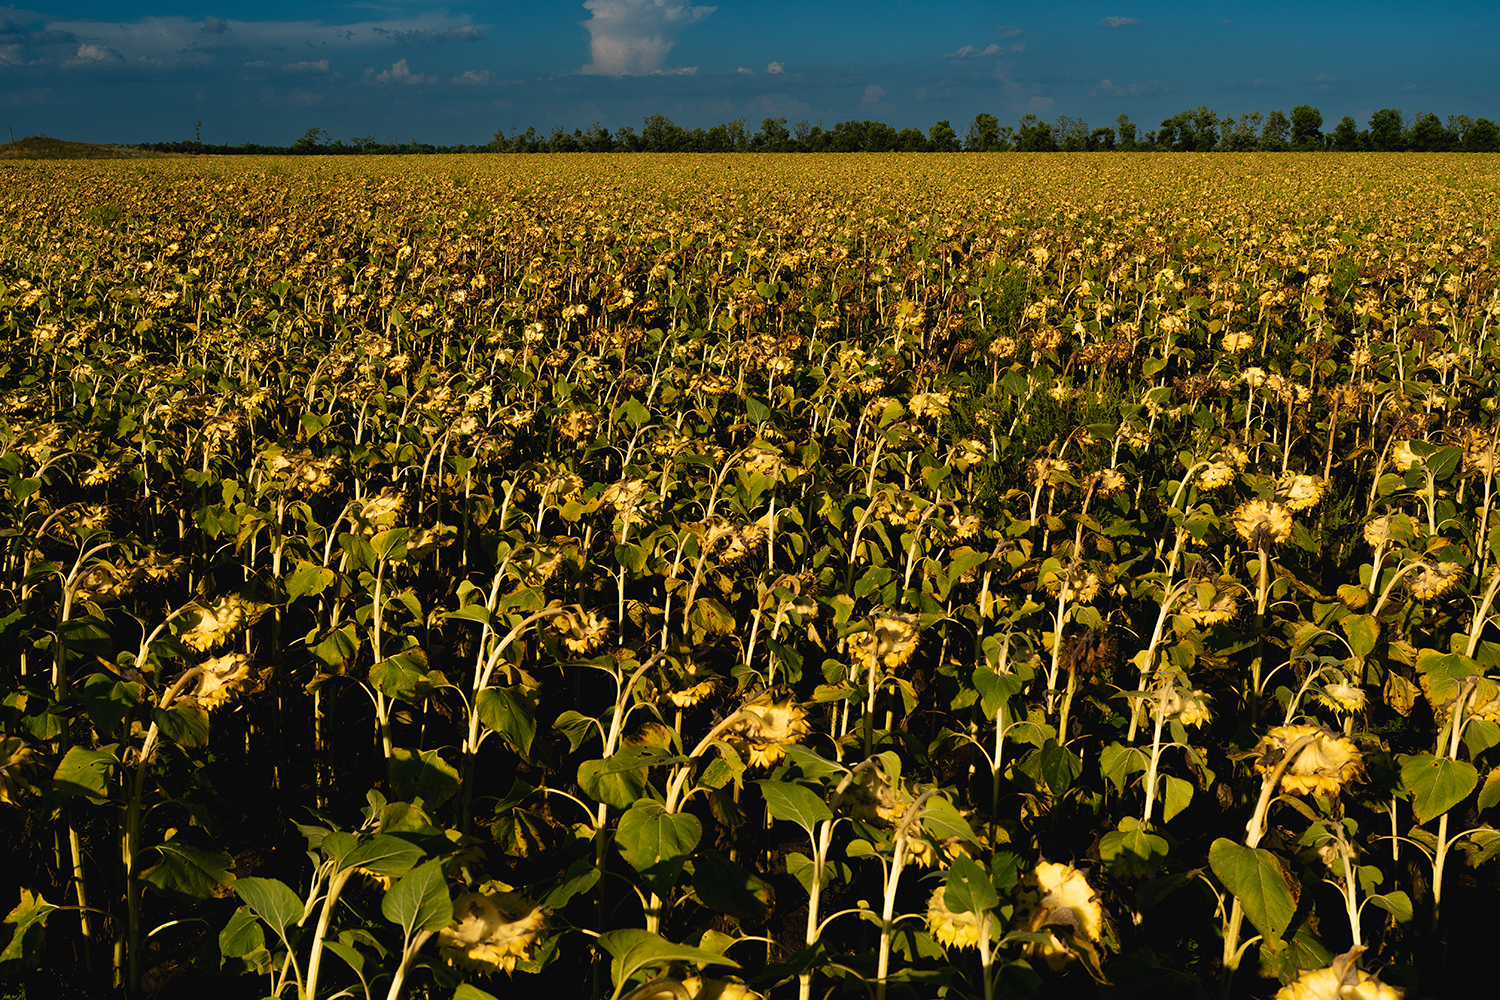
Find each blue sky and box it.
[2,1,1495,146]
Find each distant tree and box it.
[966,113,1002,151]
[293,127,330,151]
[1053,116,1089,151]
[1219,111,1263,151]
[1330,116,1360,150]
[613,125,640,151]
[1290,104,1323,149]
[895,127,928,151]
[726,117,750,151]
[1089,126,1116,150]
[549,127,581,153]
[1367,109,1404,150]
[928,119,960,151]
[754,116,791,151]
[1014,114,1057,151]
[582,122,614,152]
[997,125,1016,149]
[1467,118,1500,152]
[1407,112,1453,152]
[1260,110,1290,151]
[792,119,813,147]
[1115,113,1137,151]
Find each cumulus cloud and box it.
[1088,77,1168,97]
[736,66,753,74]
[373,58,435,84]
[74,42,115,61]
[1100,16,1141,27]
[765,60,782,74]
[943,43,1000,59]
[452,69,491,84]
[580,0,715,76]
[998,25,1024,38]
[860,83,885,107]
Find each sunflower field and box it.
[2,152,1499,1000]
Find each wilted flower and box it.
[1273,946,1402,1000]
[1389,440,1417,472]
[0,737,38,805]
[556,409,597,443]
[725,691,811,769]
[846,611,921,673]
[908,392,950,419]
[1278,473,1327,513]
[438,891,547,975]
[1253,724,1362,798]
[1408,561,1464,601]
[180,595,258,653]
[1313,682,1369,715]
[1221,331,1255,353]
[192,653,259,711]
[926,885,987,950]
[1183,581,1239,627]
[1019,861,1106,972]
[1198,462,1236,490]
[553,608,610,655]
[1085,468,1128,498]
[1231,499,1294,547]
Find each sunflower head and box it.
[845,611,921,673]
[1086,468,1128,499]
[1197,461,1236,490]
[1253,724,1363,798]
[1408,561,1465,601]
[553,608,611,656]
[1017,861,1107,971]
[1231,499,1294,547]
[926,884,987,950]
[1182,580,1240,627]
[1273,946,1403,1000]
[192,653,260,711]
[725,691,811,769]
[1277,473,1327,513]
[438,891,548,976]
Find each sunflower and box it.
[845,611,921,673]
[926,885,987,950]
[1312,682,1368,714]
[180,595,258,653]
[0,737,38,806]
[554,609,610,655]
[438,891,548,975]
[1273,947,1402,1000]
[1182,583,1239,627]
[1019,861,1106,972]
[1231,499,1294,547]
[1408,561,1465,601]
[1197,461,1236,490]
[1086,469,1128,498]
[725,692,811,769]
[1253,725,1362,798]
[192,653,259,711]
[1278,473,1326,513]
[1156,683,1213,728]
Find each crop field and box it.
[2,152,1499,1000]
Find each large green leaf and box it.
[943,855,998,914]
[153,699,210,748]
[52,746,117,798]
[218,905,267,960]
[141,839,236,901]
[1208,839,1297,943]
[921,796,979,844]
[615,801,701,897]
[476,686,537,757]
[381,860,453,938]
[0,889,58,966]
[1100,820,1170,879]
[689,850,771,924]
[339,834,425,878]
[369,649,438,702]
[756,780,831,837]
[598,928,737,999]
[389,747,462,809]
[78,671,142,735]
[1340,614,1380,659]
[1100,743,1149,795]
[1400,753,1479,824]
[233,876,306,940]
[285,560,337,602]
[577,746,681,811]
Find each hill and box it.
[0,134,169,159]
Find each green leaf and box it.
[78,671,142,735]
[577,746,681,811]
[141,839,236,901]
[1479,769,1500,813]
[1208,838,1297,943]
[339,834,425,878]
[972,668,1023,719]
[1100,820,1170,879]
[616,801,701,897]
[381,860,453,938]
[371,527,409,562]
[1365,891,1413,923]
[689,850,772,924]
[1160,774,1194,824]
[1400,753,1479,824]
[218,905,267,959]
[1018,740,1081,796]
[785,852,838,897]
[756,780,831,837]
[943,855,998,914]
[614,542,648,575]
[444,604,494,627]
[476,686,537,758]
[52,746,117,798]
[921,796,979,844]
[153,699,211,748]
[232,877,305,940]
[454,985,501,1000]
[369,649,434,702]
[389,748,462,809]
[286,560,337,602]
[1340,614,1380,659]
[541,861,602,910]
[1099,743,1149,796]
[0,889,58,966]
[598,928,737,997]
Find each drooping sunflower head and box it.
[1277,473,1327,513]
[1085,468,1128,499]
[1018,861,1106,972]
[725,691,811,769]
[180,595,260,653]
[1408,561,1465,601]
[845,611,921,673]
[553,608,610,656]
[1231,499,1294,548]
[438,891,548,976]
[1182,580,1240,627]
[926,884,987,951]
[1253,724,1363,798]
[1312,680,1369,715]
[1273,946,1402,1000]
[1155,679,1213,728]
[0,737,39,806]
[192,653,260,711]
[1197,461,1236,490]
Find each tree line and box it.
[142,105,1499,156]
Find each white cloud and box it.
[1088,77,1168,97]
[452,69,491,84]
[998,25,1024,38]
[943,43,1000,59]
[765,60,782,74]
[284,59,329,73]
[860,83,885,108]
[372,25,484,46]
[580,0,715,76]
[74,42,114,61]
[736,66,754,74]
[200,16,229,34]
[373,58,434,84]
[1100,16,1141,27]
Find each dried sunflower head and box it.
[1273,946,1402,1000]
[553,608,610,656]
[1182,581,1240,627]
[1312,681,1368,715]
[1086,468,1128,499]
[438,891,547,975]
[0,737,39,805]
[1197,461,1236,490]
[1253,724,1362,798]
[1231,499,1294,547]
[1155,680,1213,728]
[845,611,921,673]
[180,595,258,653]
[1278,473,1327,513]
[926,885,987,950]
[725,691,810,769]
[192,653,259,711]
[1408,561,1465,601]
[1018,861,1106,972]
